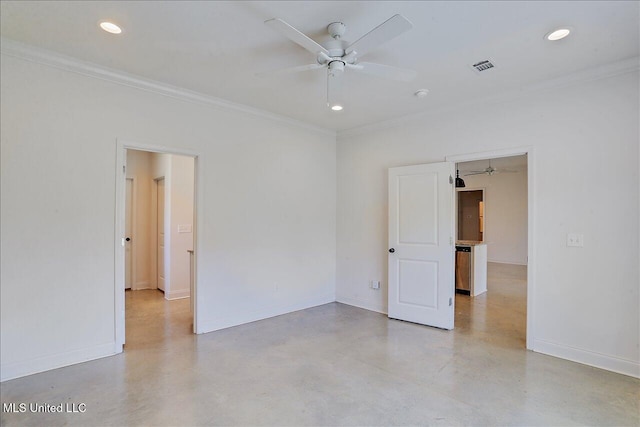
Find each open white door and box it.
[388,162,455,329]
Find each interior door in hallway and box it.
[388,162,455,329]
[156,178,166,292]
[125,178,133,290]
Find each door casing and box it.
[447,147,534,350]
[114,139,201,351]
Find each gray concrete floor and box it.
[1,263,639,426]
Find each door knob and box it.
[125,237,131,242]
[389,248,395,253]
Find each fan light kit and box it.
[546,28,571,41]
[263,15,417,111]
[99,21,122,34]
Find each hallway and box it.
[1,266,638,426]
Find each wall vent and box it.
[471,59,495,73]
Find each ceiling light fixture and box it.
[331,105,343,111]
[545,28,571,41]
[414,89,429,98]
[100,21,122,34]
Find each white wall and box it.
[0,53,336,381]
[336,71,639,377]
[166,154,194,300]
[459,163,528,265]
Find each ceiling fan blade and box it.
[256,63,324,77]
[350,62,416,82]
[464,172,487,176]
[265,18,329,56]
[345,14,413,58]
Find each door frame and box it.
[153,176,167,293]
[114,139,202,351]
[446,146,534,350]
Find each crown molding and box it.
[0,37,336,138]
[338,56,640,139]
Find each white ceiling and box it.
[1,1,638,131]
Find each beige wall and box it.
[126,150,154,289]
[460,162,528,265]
[126,150,196,298]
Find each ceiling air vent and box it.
[470,59,495,74]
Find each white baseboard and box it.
[133,281,152,290]
[336,295,387,315]
[166,289,190,300]
[534,339,640,379]
[487,259,528,266]
[197,293,335,334]
[1,342,118,382]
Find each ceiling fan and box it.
[261,14,417,111]
[464,160,518,176]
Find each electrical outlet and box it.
[370,280,380,290]
[567,233,584,247]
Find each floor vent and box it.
[471,60,495,73]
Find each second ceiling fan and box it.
[262,14,417,111]
[464,160,518,176]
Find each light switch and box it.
[178,224,192,233]
[567,233,584,247]
[371,280,380,290]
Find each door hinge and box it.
[449,175,453,184]
[450,236,453,245]
[123,165,126,173]
[449,297,452,306]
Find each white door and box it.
[388,162,455,329]
[125,178,133,290]
[157,178,166,292]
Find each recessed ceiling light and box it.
[331,105,343,111]
[545,28,571,41]
[100,21,122,34]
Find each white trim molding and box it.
[115,139,204,348]
[1,342,117,382]
[197,294,335,334]
[534,339,640,379]
[0,37,335,138]
[447,146,536,351]
[336,295,387,315]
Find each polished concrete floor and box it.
[2,263,639,426]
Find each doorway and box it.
[115,141,199,352]
[453,153,530,348]
[446,147,536,350]
[125,177,134,290]
[457,189,484,242]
